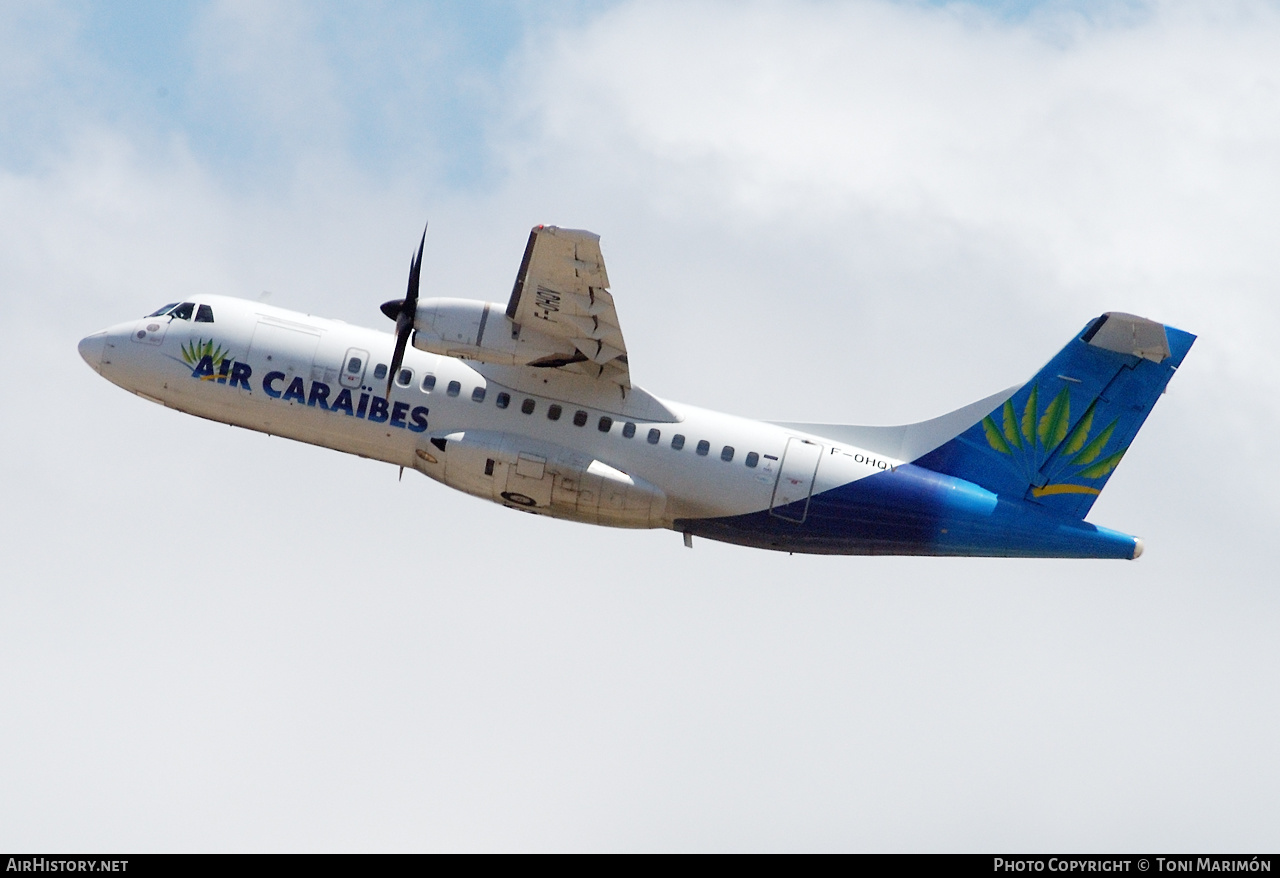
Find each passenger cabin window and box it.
[147,303,178,317]
[171,302,195,321]
[745,452,760,468]
[696,440,710,456]
[471,387,486,403]
[547,404,562,421]
[446,380,461,397]
[521,398,536,415]
[598,416,613,432]
[396,368,413,387]
[496,392,511,409]
[671,434,685,450]
[421,374,436,392]
[622,422,636,438]
[573,410,588,427]
[647,428,661,445]
[721,446,735,462]
[373,364,388,381]
[347,357,364,375]
[195,304,215,323]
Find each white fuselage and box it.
[79,295,894,534]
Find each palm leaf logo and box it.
[181,338,231,368]
[1002,399,1022,450]
[982,416,1013,455]
[980,398,1027,457]
[1037,386,1070,449]
[1070,418,1117,466]
[982,382,1130,496]
[1060,401,1097,458]
[1077,449,1126,480]
[1021,384,1038,446]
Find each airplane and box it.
[78,224,1195,559]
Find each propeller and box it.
[381,224,427,398]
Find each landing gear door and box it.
[770,438,822,523]
[503,453,554,509]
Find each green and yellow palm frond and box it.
[1061,401,1097,458]
[1077,449,1126,480]
[983,416,1013,454]
[982,382,1130,491]
[1020,384,1038,447]
[181,338,230,367]
[1071,419,1117,467]
[1001,399,1022,450]
[1037,386,1070,449]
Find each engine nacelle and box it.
[413,429,667,529]
[412,298,578,368]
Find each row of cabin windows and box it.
[400,368,767,469]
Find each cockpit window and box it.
[195,304,215,323]
[147,303,179,317]
[170,302,195,321]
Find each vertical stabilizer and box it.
[913,313,1196,518]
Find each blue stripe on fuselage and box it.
[675,464,1138,558]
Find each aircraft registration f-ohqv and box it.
[79,225,1194,558]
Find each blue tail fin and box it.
[913,313,1196,518]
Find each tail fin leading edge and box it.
[913,313,1196,518]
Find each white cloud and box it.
[508,0,1280,344]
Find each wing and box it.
[506,225,630,388]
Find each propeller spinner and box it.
[380,224,427,398]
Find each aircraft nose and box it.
[78,331,107,371]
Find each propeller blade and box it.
[386,224,428,397]
[405,224,426,310]
[387,313,411,397]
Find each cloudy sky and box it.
[1,0,1277,852]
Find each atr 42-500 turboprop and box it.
[79,225,1194,558]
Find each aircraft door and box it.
[340,348,370,389]
[310,335,344,386]
[244,321,322,396]
[770,437,822,523]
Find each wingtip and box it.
[1131,537,1144,560]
